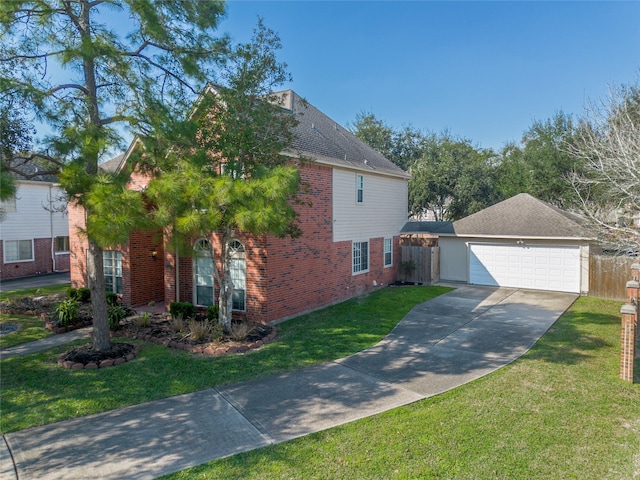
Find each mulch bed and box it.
[2,293,277,368]
[116,315,277,357]
[58,343,138,370]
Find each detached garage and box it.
[403,194,597,294]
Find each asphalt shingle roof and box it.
[278,90,408,178]
[108,90,407,179]
[403,193,594,240]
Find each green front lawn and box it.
[0,283,69,302]
[0,314,51,349]
[162,297,640,480]
[0,285,450,433]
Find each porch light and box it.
[150,249,158,260]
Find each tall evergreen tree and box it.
[143,21,303,329]
[0,0,227,351]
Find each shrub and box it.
[107,305,128,331]
[135,312,151,328]
[67,287,91,303]
[206,304,219,321]
[171,316,187,333]
[188,320,212,342]
[106,291,118,306]
[229,321,251,341]
[211,322,224,341]
[55,299,79,326]
[169,302,196,320]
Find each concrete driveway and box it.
[2,286,577,480]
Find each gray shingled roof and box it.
[6,162,58,183]
[99,154,125,173]
[401,221,454,235]
[109,90,407,179]
[403,194,594,239]
[278,90,408,178]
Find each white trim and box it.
[383,237,393,267]
[352,240,370,274]
[3,239,34,263]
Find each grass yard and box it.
[0,283,69,301]
[0,314,51,349]
[0,285,450,433]
[161,297,640,480]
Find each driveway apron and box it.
[2,286,577,480]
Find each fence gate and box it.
[399,246,439,284]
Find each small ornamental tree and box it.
[143,21,304,330]
[0,0,227,351]
[568,82,640,254]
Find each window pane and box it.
[4,241,19,262]
[384,238,392,266]
[232,289,245,311]
[55,236,69,252]
[356,175,364,203]
[18,240,32,260]
[194,244,214,306]
[353,241,369,273]
[362,242,368,270]
[103,251,123,294]
[195,257,214,287]
[229,241,246,310]
[114,251,122,277]
[196,286,214,306]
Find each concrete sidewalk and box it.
[1,286,577,480]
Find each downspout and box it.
[175,250,180,303]
[49,184,58,273]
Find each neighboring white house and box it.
[0,177,69,280]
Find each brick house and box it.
[69,91,409,323]
[1,170,70,280]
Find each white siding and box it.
[0,182,68,241]
[333,168,408,242]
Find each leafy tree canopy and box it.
[0,0,228,351]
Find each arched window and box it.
[193,238,214,306]
[228,240,246,311]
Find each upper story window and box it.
[356,174,364,203]
[384,238,393,267]
[352,241,369,274]
[4,239,33,263]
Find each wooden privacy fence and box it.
[399,246,439,284]
[589,255,638,301]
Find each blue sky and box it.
[219,1,640,151]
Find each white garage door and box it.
[469,244,581,293]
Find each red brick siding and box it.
[128,230,164,306]
[0,238,70,279]
[69,201,88,289]
[69,161,401,322]
[238,163,397,324]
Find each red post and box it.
[631,263,640,282]
[620,303,637,382]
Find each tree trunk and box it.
[218,231,234,330]
[86,239,111,351]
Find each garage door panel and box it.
[469,244,580,293]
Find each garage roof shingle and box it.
[403,193,594,240]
